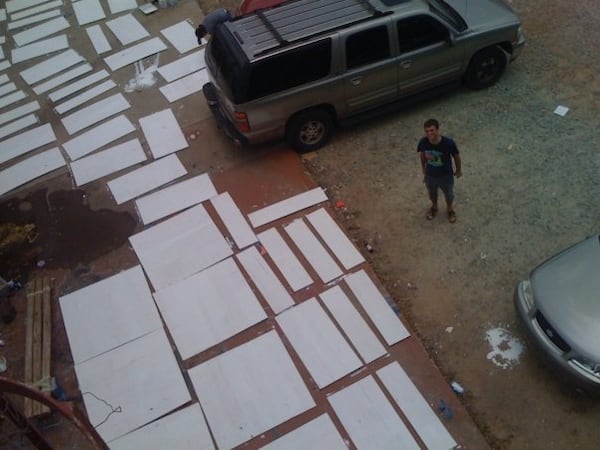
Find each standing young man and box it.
[417,118,462,223]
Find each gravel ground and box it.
[295,0,600,448]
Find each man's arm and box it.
[453,153,462,178]
[419,152,427,181]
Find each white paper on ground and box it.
[0,74,8,85]
[107,154,186,205]
[139,108,188,158]
[159,69,208,103]
[104,37,167,72]
[0,147,65,197]
[61,93,130,135]
[86,24,111,55]
[211,192,257,250]
[135,173,217,225]
[6,0,50,14]
[554,105,569,116]
[10,0,62,21]
[0,113,37,140]
[48,69,109,102]
[0,123,56,165]
[106,14,149,46]
[107,0,137,15]
[0,90,26,109]
[0,82,16,96]
[187,330,315,450]
[0,100,39,126]
[12,15,70,46]
[160,20,198,54]
[72,0,105,26]
[128,204,232,291]
[32,63,93,96]
[55,79,116,115]
[11,34,68,64]
[7,9,61,31]
[157,49,205,82]
[63,114,135,161]
[0,61,11,71]
[20,49,84,85]
[70,138,146,186]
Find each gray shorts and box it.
[425,174,454,205]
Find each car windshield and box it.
[427,0,468,31]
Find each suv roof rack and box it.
[230,0,401,57]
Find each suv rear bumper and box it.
[202,83,247,146]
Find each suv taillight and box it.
[234,111,250,132]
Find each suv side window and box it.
[397,15,449,53]
[246,39,332,101]
[346,26,390,69]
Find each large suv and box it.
[203,0,525,152]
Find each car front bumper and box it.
[514,280,600,394]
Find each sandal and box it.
[426,207,438,220]
[448,210,457,223]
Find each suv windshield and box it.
[427,0,467,31]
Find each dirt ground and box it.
[296,0,600,449]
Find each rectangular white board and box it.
[328,375,420,450]
[258,227,313,291]
[55,79,116,115]
[59,265,162,364]
[159,69,208,103]
[129,204,233,291]
[109,404,214,450]
[0,100,38,126]
[211,192,257,250]
[0,74,8,85]
[10,0,62,20]
[248,186,328,228]
[20,49,84,85]
[61,93,130,135]
[12,15,70,46]
[139,108,187,158]
[306,208,365,270]
[7,9,60,30]
[0,61,11,71]
[0,113,37,140]
[187,330,315,450]
[32,63,93,96]
[107,0,137,14]
[284,218,343,284]
[70,138,146,186]
[153,257,267,360]
[276,298,362,388]
[106,14,149,46]
[11,34,68,64]
[0,147,65,197]
[236,246,295,314]
[157,49,205,83]
[48,69,109,102]
[320,285,386,364]
[86,24,111,55]
[377,362,457,450]
[75,329,191,443]
[73,0,105,26]
[0,81,16,96]
[6,0,50,13]
[63,114,135,161]
[0,123,55,165]
[344,270,410,346]
[261,414,346,450]
[104,37,167,72]
[160,20,197,54]
[136,173,217,225]
[0,90,26,109]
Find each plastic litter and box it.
[451,381,464,394]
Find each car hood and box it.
[531,235,600,360]
[445,0,520,30]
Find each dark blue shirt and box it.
[203,8,232,35]
[417,136,459,177]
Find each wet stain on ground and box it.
[0,189,136,282]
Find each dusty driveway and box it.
[299,0,600,449]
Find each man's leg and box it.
[439,175,456,222]
[425,176,438,220]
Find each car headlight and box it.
[520,279,535,310]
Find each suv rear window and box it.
[246,39,332,101]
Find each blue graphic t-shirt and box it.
[417,136,459,177]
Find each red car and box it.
[236,0,285,16]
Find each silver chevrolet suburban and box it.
[202,0,525,152]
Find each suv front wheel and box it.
[286,109,334,153]
[464,46,507,90]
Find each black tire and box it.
[286,109,334,153]
[464,46,507,90]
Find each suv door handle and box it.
[400,60,412,69]
[350,77,362,86]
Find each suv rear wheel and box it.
[287,109,333,153]
[464,46,507,90]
